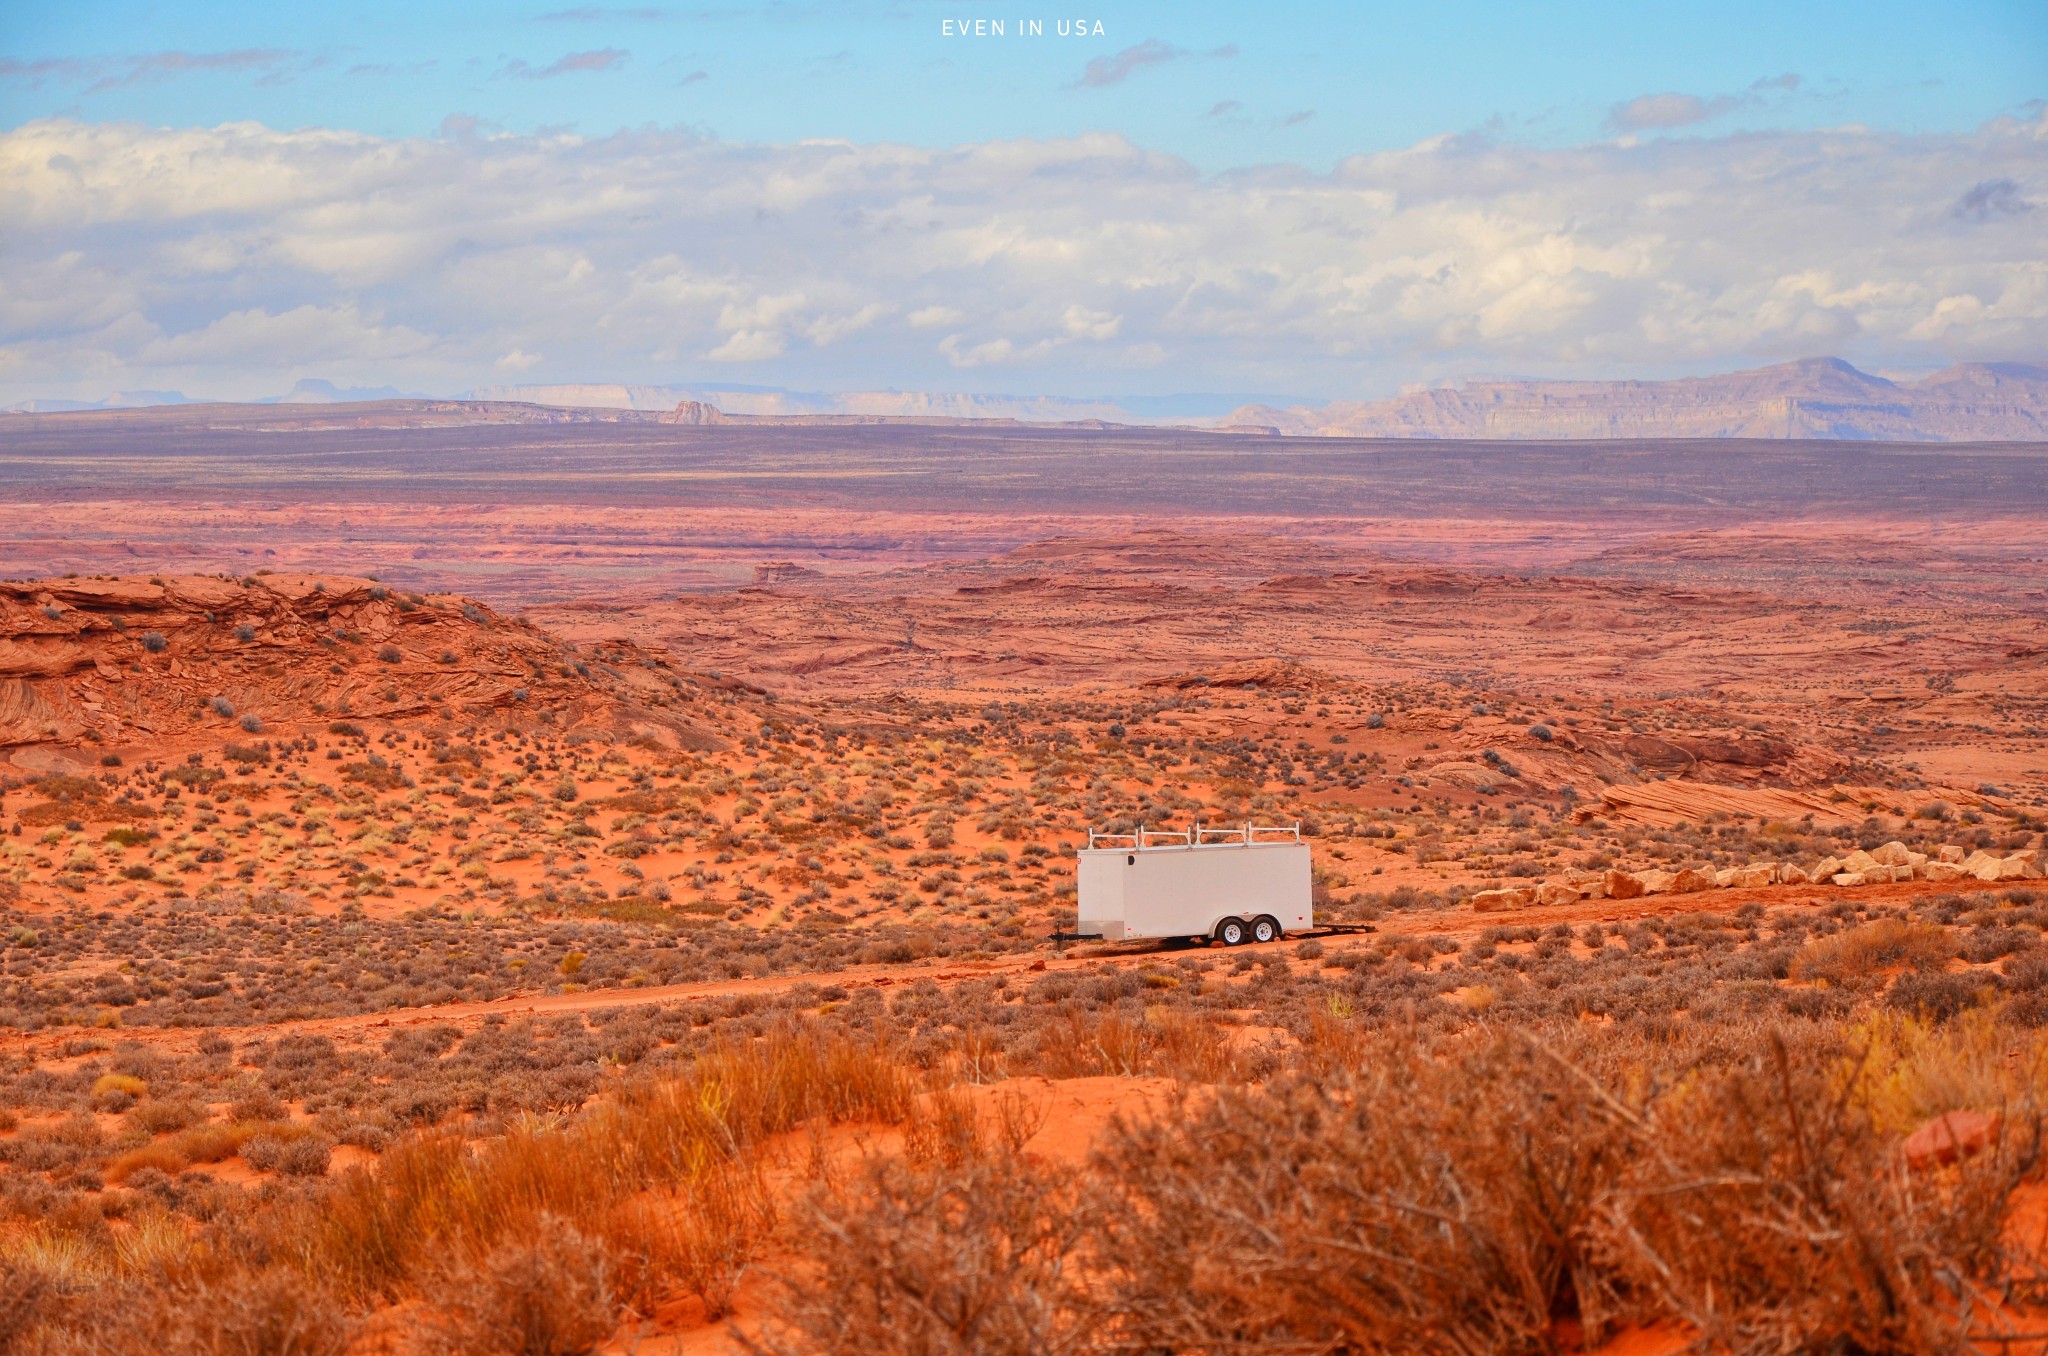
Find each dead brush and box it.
[743,1140,1091,1356]
[903,1082,1046,1170]
[1600,1031,2046,1353]
[1034,1008,1152,1078]
[107,1117,334,1184]
[1301,993,1371,1075]
[1031,1006,1246,1082]
[293,1022,912,1315]
[34,1265,356,1356]
[1791,917,1956,985]
[0,1259,46,1356]
[410,1215,616,1356]
[605,1163,775,1321]
[1086,1029,1636,1353]
[954,1023,1006,1085]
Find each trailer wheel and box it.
[1251,916,1280,944]
[1216,918,1248,947]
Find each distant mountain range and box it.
[9,358,2046,440]
[1220,358,2048,442]
[462,383,1271,423]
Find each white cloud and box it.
[706,328,786,362]
[1062,305,1122,340]
[136,303,431,365]
[2,110,2045,402]
[806,303,886,346]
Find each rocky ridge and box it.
[0,573,717,766]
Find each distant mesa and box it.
[668,400,730,426]
[9,356,2048,440]
[1225,357,2048,442]
[4,389,197,414]
[484,383,1172,423]
[275,378,426,404]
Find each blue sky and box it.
[5,1,2041,169]
[1,2,2043,404]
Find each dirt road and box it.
[8,876,2009,1061]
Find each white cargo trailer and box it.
[1075,824,1312,945]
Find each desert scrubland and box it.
[2,409,2048,1352]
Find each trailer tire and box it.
[1251,916,1280,944]
[1216,918,1248,947]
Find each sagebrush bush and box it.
[1090,1033,1633,1352]
[1607,1034,2038,1352]
[416,1217,615,1356]
[1792,917,1956,984]
[763,1023,2045,1356]
[750,1150,1090,1356]
[302,1023,910,1311]
[242,1132,333,1176]
[35,1267,354,1356]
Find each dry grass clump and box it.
[1790,916,1956,984]
[1090,1032,1635,1352]
[31,1266,355,1356]
[301,1023,910,1313]
[0,1022,913,1349]
[10,895,2048,1350]
[747,1092,1089,1356]
[1608,1035,2038,1352]
[0,1259,47,1356]
[1030,1005,1249,1082]
[1842,1006,2048,1134]
[413,1216,616,1356]
[754,1020,2048,1355]
[105,1117,328,1183]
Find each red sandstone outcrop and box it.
[0,573,718,761]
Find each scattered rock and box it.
[1603,869,1646,901]
[1561,867,1609,900]
[1902,1109,2000,1172]
[1491,829,2034,914]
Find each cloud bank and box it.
[1,110,2043,401]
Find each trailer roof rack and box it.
[1085,822,1302,851]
